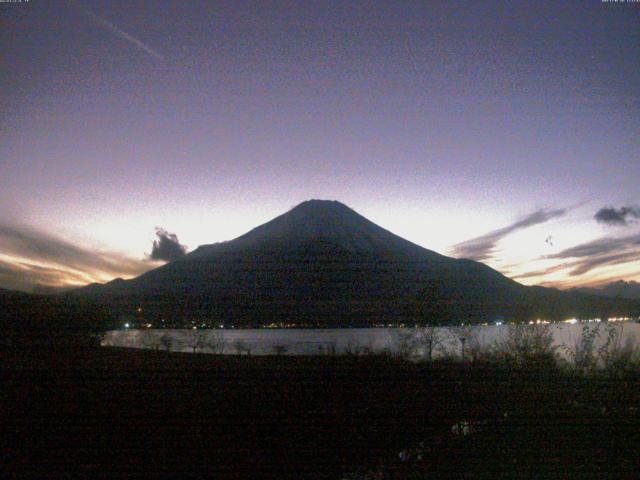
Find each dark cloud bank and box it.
[150,228,187,262]
[595,206,640,226]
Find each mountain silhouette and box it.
[573,280,640,300]
[75,200,639,326]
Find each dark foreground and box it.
[2,344,639,479]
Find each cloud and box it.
[0,224,148,276]
[510,263,570,280]
[516,233,640,280]
[568,250,640,276]
[0,258,92,293]
[546,234,640,260]
[150,228,187,262]
[537,272,640,291]
[594,206,640,226]
[73,1,164,60]
[0,223,152,291]
[451,208,567,261]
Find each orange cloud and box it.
[0,224,153,292]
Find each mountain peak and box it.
[291,199,352,212]
[187,199,432,259]
[280,199,365,223]
[224,199,379,251]
[279,200,363,224]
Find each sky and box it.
[0,0,638,292]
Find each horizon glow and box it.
[0,1,638,292]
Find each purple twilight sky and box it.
[0,0,639,292]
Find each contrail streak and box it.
[73,1,164,60]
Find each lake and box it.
[102,321,640,362]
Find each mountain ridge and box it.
[573,280,640,300]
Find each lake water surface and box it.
[102,322,640,362]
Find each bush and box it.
[160,334,173,351]
[272,344,288,355]
[198,330,226,354]
[491,323,559,368]
[598,323,639,377]
[392,328,416,360]
[233,339,251,355]
[563,323,600,373]
[445,326,486,361]
[392,326,448,361]
[143,331,161,351]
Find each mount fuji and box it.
[75,200,638,326]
